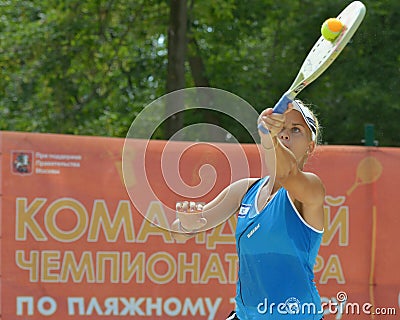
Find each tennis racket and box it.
[272,1,366,114]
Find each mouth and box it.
[280,142,290,149]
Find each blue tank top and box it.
[235,177,324,319]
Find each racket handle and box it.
[272,92,295,114]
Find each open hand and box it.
[176,201,207,232]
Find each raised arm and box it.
[258,105,325,230]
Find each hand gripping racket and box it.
[272,1,366,115]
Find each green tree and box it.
[0,0,398,146]
[0,0,168,136]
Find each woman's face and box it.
[278,110,315,166]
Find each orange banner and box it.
[1,131,399,319]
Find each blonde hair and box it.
[297,100,322,144]
[309,107,321,144]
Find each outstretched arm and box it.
[171,178,259,241]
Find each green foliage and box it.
[0,0,168,136]
[0,0,398,146]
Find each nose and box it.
[279,129,290,140]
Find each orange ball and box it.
[321,18,344,41]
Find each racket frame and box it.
[273,1,366,114]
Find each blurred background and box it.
[0,0,398,146]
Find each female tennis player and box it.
[172,100,325,319]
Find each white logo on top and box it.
[238,204,251,218]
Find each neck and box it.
[271,182,282,194]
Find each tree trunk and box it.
[165,0,187,139]
[188,37,225,142]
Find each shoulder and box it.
[209,178,262,213]
[302,171,325,204]
[284,170,325,207]
[223,177,262,200]
[288,172,325,231]
[228,177,260,194]
[230,177,260,188]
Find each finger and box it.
[259,120,283,137]
[265,112,285,121]
[258,108,273,123]
[181,201,189,212]
[262,116,284,128]
[258,118,283,136]
[176,202,182,212]
[260,108,273,117]
[284,103,293,114]
[196,203,204,212]
[189,201,196,212]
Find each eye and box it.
[292,126,301,133]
